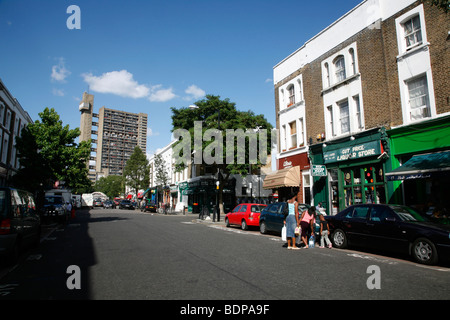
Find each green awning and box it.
[386,151,450,181]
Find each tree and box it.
[95,175,124,199]
[12,107,92,194]
[123,146,150,198]
[154,154,170,188]
[171,95,273,215]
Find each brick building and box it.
[270,0,449,215]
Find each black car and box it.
[42,195,68,223]
[141,201,157,213]
[259,202,311,235]
[326,204,450,265]
[119,199,134,210]
[0,187,41,264]
[103,200,114,209]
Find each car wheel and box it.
[225,218,230,227]
[412,238,438,265]
[332,229,347,249]
[260,221,267,234]
[241,219,248,230]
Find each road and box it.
[1,208,449,302]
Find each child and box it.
[319,214,332,248]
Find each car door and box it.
[344,205,370,246]
[274,203,288,233]
[229,205,241,224]
[239,205,248,224]
[365,205,409,253]
[265,203,280,231]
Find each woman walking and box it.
[300,206,316,248]
[284,193,300,250]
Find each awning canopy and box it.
[263,166,301,189]
[386,150,450,181]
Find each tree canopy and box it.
[12,107,92,194]
[123,146,150,197]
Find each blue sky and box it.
[0,0,362,156]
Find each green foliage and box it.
[12,107,92,193]
[123,146,150,196]
[95,175,124,199]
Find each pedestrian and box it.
[284,193,300,250]
[299,206,316,248]
[318,213,332,248]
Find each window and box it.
[288,85,295,107]
[334,56,346,82]
[352,206,370,220]
[407,76,430,121]
[349,48,356,75]
[324,63,330,87]
[327,106,335,137]
[338,100,350,134]
[403,15,422,50]
[282,125,287,151]
[354,95,363,129]
[298,118,305,146]
[289,121,297,149]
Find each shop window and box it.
[341,165,386,209]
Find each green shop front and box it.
[181,177,236,214]
[309,128,389,215]
[385,116,450,217]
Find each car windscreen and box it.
[45,197,63,205]
[390,206,429,222]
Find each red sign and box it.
[277,152,310,171]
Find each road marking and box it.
[26,254,43,261]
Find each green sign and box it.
[323,141,381,164]
[312,165,327,177]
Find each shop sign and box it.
[311,165,327,177]
[323,141,381,164]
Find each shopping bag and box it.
[295,227,301,236]
[281,226,287,241]
[309,235,315,248]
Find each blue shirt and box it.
[288,203,295,216]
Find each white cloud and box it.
[52,88,65,96]
[51,58,71,83]
[82,70,150,99]
[149,85,176,102]
[185,85,205,100]
[147,128,160,137]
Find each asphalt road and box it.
[1,208,449,302]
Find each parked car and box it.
[141,201,157,213]
[0,187,41,264]
[103,200,114,209]
[119,199,134,210]
[42,195,68,223]
[326,204,450,265]
[93,198,103,207]
[225,203,267,230]
[259,202,311,235]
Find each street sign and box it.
[312,165,327,177]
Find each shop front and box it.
[263,151,310,203]
[183,177,236,214]
[309,128,389,215]
[386,116,450,219]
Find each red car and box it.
[225,203,267,230]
